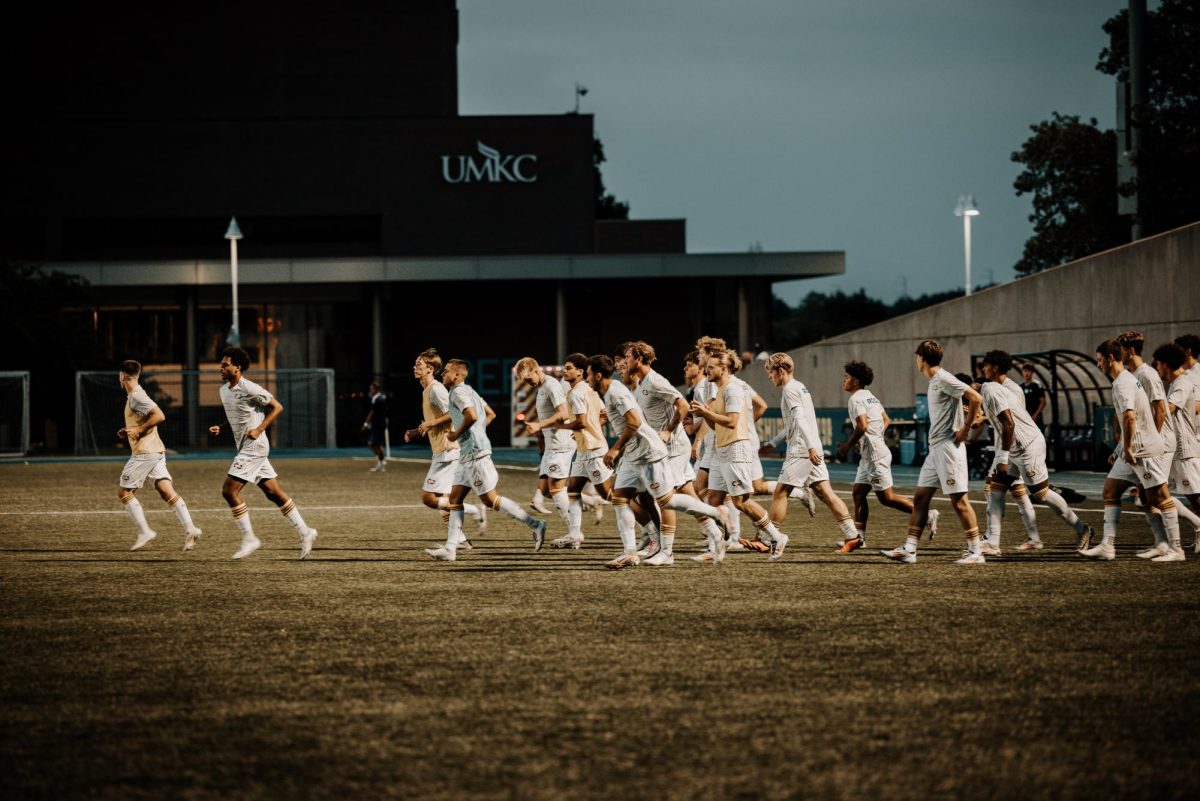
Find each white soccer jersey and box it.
[604,380,668,464]
[781,378,822,455]
[981,380,1041,454]
[1111,369,1163,459]
[847,388,886,462]
[695,376,717,451]
[535,377,573,453]
[635,368,689,458]
[925,369,969,447]
[220,377,273,449]
[1167,373,1199,460]
[448,383,491,460]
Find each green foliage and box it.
[593,136,630,220]
[771,287,976,350]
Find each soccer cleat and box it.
[725,538,746,552]
[471,505,488,536]
[425,546,457,562]
[689,551,715,563]
[1136,542,1170,559]
[800,486,818,517]
[835,537,864,554]
[1016,538,1044,551]
[926,509,940,540]
[231,535,262,560]
[1076,525,1094,552]
[739,538,770,553]
[769,532,789,561]
[644,550,674,566]
[955,551,986,565]
[979,541,1002,557]
[130,530,157,551]
[605,551,640,570]
[182,527,202,551]
[529,498,551,515]
[299,528,318,560]
[1080,542,1116,561]
[1151,548,1186,562]
[550,535,583,550]
[636,540,660,559]
[369,462,386,473]
[881,546,916,564]
[531,519,547,552]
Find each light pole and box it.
[954,195,980,296]
[225,216,243,345]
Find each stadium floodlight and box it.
[225,216,243,345]
[954,195,980,297]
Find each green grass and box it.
[1,458,1197,800]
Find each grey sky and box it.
[456,0,1126,304]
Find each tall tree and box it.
[593,137,630,220]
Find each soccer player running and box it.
[425,359,545,561]
[833,359,921,553]
[116,360,202,551]
[1082,339,1179,561]
[590,354,683,566]
[881,340,984,564]
[556,352,614,552]
[975,350,1094,552]
[209,346,317,560]
[403,349,485,544]
[758,353,856,556]
[1153,343,1200,558]
[363,381,389,472]
[692,350,787,561]
[515,357,574,541]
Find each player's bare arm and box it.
[119,406,165,440]
[837,414,869,460]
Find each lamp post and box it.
[954,195,980,296]
[225,216,243,345]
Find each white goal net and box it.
[75,369,336,455]
[0,371,31,455]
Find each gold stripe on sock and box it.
[661,524,676,535]
[279,499,296,517]
[963,527,980,541]
[120,494,135,505]
[836,515,852,524]
[231,503,248,519]
[1161,499,1176,511]
[440,511,450,524]
[656,490,675,508]
[1034,487,1049,500]
[611,497,630,506]
[166,494,181,507]
[907,526,923,537]
[753,515,770,529]
[491,497,504,511]
[1012,486,1027,498]
[567,493,581,500]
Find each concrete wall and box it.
[742,221,1200,413]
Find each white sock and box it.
[659,531,675,556]
[760,520,783,543]
[551,489,571,524]
[463,502,481,519]
[1013,491,1039,540]
[168,496,197,532]
[567,495,583,540]
[762,480,777,494]
[836,515,857,540]
[987,488,1006,546]
[615,502,636,552]
[1161,501,1181,551]
[1039,488,1085,534]
[231,504,255,539]
[1147,508,1168,547]
[122,496,152,536]
[1102,505,1120,546]
[698,517,721,541]
[279,499,309,535]
[497,496,538,528]
[532,489,545,504]
[665,492,722,520]
[789,488,807,499]
[580,493,600,510]
[725,500,741,537]
[1174,498,1200,533]
[447,507,464,548]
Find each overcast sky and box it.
[457,0,1128,304]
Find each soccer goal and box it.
[75,368,337,455]
[0,371,31,456]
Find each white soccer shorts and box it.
[228,437,278,484]
[709,458,756,497]
[917,440,969,495]
[453,454,499,496]
[668,451,696,487]
[854,453,894,492]
[119,453,171,489]
[539,449,573,481]
[570,448,613,485]
[1169,456,1200,496]
[778,454,831,489]
[1108,452,1170,489]
[697,436,715,471]
[614,458,674,496]
[423,451,459,495]
[996,438,1048,487]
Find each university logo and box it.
[474,479,483,487]
[441,141,538,184]
[426,478,436,485]
[947,478,956,487]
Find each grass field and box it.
[1,457,1198,800]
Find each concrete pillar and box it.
[184,287,198,447]
[371,286,383,381]
[555,281,567,364]
[737,279,749,355]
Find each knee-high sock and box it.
[698,517,721,543]
[279,499,309,536]
[964,526,981,555]
[494,496,538,528]
[1034,486,1086,535]
[724,499,741,538]
[659,524,676,556]
[231,503,254,539]
[1147,507,1168,547]
[1102,503,1121,546]
[567,493,584,540]
[753,515,783,544]
[121,495,153,535]
[446,504,465,548]
[550,488,570,524]
[1173,498,1200,534]
[663,491,722,520]
[613,498,636,552]
[986,485,1006,546]
[761,480,777,495]
[166,495,197,532]
[1160,499,1181,551]
[835,514,857,541]
[437,495,481,519]
[1011,486,1039,540]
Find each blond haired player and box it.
[1155,343,1200,555]
[425,359,546,561]
[115,360,202,552]
[516,357,574,533]
[403,349,486,545]
[209,346,318,560]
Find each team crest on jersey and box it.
[1143,472,1152,481]
[1184,478,1192,487]
[947,478,956,487]
[426,478,436,485]
[121,474,130,483]
[732,480,743,488]
[474,479,483,487]
[550,464,561,474]
[592,471,601,479]
[650,481,660,490]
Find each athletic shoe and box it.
[231,535,262,560]
[1151,548,1186,562]
[955,551,986,565]
[739,538,770,553]
[979,541,1002,557]
[529,498,551,515]
[1136,542,1170,559]
[183,528,202,551]
[800,486,817,517]
[927,509,940,540]
[456,537,474,550]
[299,528,318,560]
[1080,542,1116,561]
[550,535,583,550]
[881,546,916,564]
[769,532,789,561]
[531,519,546,552]
[689,551,715,563]
[369,462,386,473]
[1076,525,1094,552]
[425,546,456,562]
[726,538,747,552]
[644,550,674,567]
[471,505,488,536]
[605,551,640,570]
[130,530,157,551]
[713,534,726,563]
[636,540,660,559]
[1016,538,1044,551]
[834,537,864,554]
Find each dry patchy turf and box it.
[1,458,1198,800]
